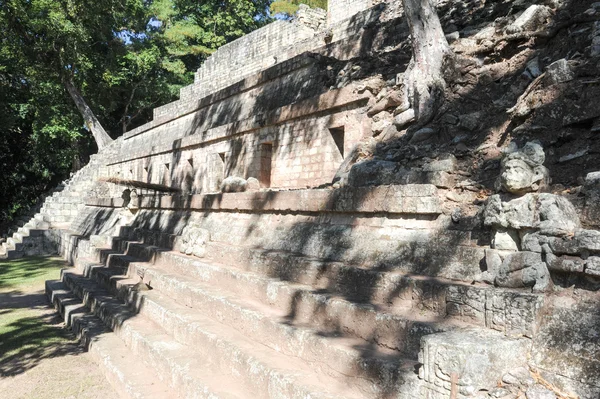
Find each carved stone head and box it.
[498,142,549,195]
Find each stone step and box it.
[45,280,176,399]
[120,250,465,354]
[103,239,545,338]
[60,270,375,399]
[74,257,423,396]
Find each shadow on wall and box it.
[60,0,600,395]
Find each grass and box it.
[0,256,66,292]
[0,256,74,374]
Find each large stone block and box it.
[419,330,530,397]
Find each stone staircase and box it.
[46,223,537,398]
[0,152,109,260]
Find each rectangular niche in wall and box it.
[329,126,345,160]
[259,143,273,188]
[211,152,227,191]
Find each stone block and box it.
[419,330,530,397]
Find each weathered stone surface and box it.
[496,251,551,291]
[422,154,457,173]
[176,224,210,258]
[393,108,415,128]
[536,193,580,236]
[532,307,600,390]
[409,127,436,144]
[427,171,454,189]
[498,142,549,195]
[221,176,248,193]
[546,59,574,85]
[347,160,399,187]
[585,256,600,276]
[484,194,537,229]
[492,228,520,251]
[505,5,552,34]
[419,330,530,396]
[526,385,557,399]
[246,177,261,190]
[546,254,586,273]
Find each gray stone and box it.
[347,160,399,187]
[585,256,600,276]
[584,171,600,187]
[393,108,415,128]
[535,193,580,236]
[177,224,210,258]
[246,177,261,190]
[422,154,457,172]
[427,171,454,189]
[419,330,530,397]
[526,385,557,399]
[489,387,511,398]
[371,111,393,135]
[546,59,574,85]
[484,194,537,230]
[458,112,481,131]
[409,127,435,144]
[496,251,550,290]
[505,5,552,34]
[546,254,585,273]
[221,176,248,193]
[493,228,520,251]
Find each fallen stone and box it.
[394,108,415,129]
[535,193,580,236]
[246,177,261,191]
[409,127,435,144]
[584,171,600,187]
[546,254,586,273]
[546,59,574,84]
[493,228,520,251]
[489,387,511,398]
[558,148,587,163]
[526,384,557,399]
[347,160,399,187]
[427,171,454,189]
[371,111,393,135]
[459,112,481,131]
[422,154,457,172]
[585,256,600,276]
[505,5,552,34]
[221,176,247,193]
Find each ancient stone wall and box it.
[327,0,372,26]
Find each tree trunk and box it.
[63,78,113,150]
[400,0,452,125]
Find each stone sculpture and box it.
[176,223,210,258]
[483,142,598,291]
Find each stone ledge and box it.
[107,84,370,166]
[87,184,442,215]
[123,54,318,141]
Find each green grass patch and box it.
[0,308,71,366]
[0,256,66,292]
[0,256,73,373]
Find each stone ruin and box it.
[1,1,599,398]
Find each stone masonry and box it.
[0,1,596,399]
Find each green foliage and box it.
[270,0,328,17]
[0,0,273,225]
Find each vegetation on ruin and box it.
[270,0,328,17]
